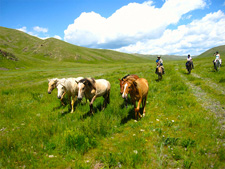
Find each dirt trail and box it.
[191,73,225,95]
[179,73,225,130]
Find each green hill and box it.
[0,26,148,69]
[197,45,225,58]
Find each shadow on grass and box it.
[121,106,145,124]
[81,103,103,119]
[120,97,132,109]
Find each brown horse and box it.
[122,77,149,120]
[156,66,163,80]
[119,74,139,94]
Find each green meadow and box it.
[0,27,225,168]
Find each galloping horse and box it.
[76,78,111,114]
[56,77,83,113]
[48,78,66,105]
[122,77,149,120]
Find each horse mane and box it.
[121,74,130,81]
[79,78,96,90]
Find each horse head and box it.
[122,77,137,99]
[56,83,65,99]
[77,78,96,100]
[48,78,58,94]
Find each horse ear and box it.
[118,78,122,82]
[75,80,78,84]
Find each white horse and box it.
[76,78,111,114]
[57,77,83,113]
[48,78,66,105]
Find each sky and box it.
[0,0,225,56]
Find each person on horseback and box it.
[214,51,222,66]
[186,54,194,69]
[155,56,164,74]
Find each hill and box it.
[0,26,148,69]
[197,45,225,58]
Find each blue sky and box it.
[1,0,225,55]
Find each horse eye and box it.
[82,87,85,90]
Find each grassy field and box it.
[0,27,225,168]
[1,54,225,168]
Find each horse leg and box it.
[71,97,74,113]
[70,95,77,113]
[142,96,147,117]
[90,95,97,114]
[134,99,142,120]
[60,91,66,106]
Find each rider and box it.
[214,51,222,66]
[155,56,164,74]
[186,54,194,69]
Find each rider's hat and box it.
[157,55,161,58]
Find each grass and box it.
[1,58,225,168]
[0,26,225,168]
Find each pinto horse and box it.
[76,78,111,114]
[122,77,149,120]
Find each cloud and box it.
[17,26,61,40]
[33,26,48,33]
[64,0,206,53]
[117,10,225,55]
[17,26,27,32]
[53,35,62,40]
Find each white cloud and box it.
[17,26,61,41]
[33,26,48,33]
[17,26,27,32]
[117,10,225,55]
[53,35,62,40]
[64,0,206,52]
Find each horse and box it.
[122,77,149,120]
[119,74,139,94]
[214,59,220,71]
[186,61,192,74]
[119,74,139,108]
[48,78,66,105]
[76,78,111,114]
[156,66,163,80]
[56,77,83,113]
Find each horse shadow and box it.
[81,103,103,119]
[56,100,82,117]
[120,97,132,109]
[120,106,145,124]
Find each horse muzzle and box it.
[57,96,61,99]
[48,91,51,94]
[77,97,82,101]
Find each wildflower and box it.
[140,129,145,132]
[49,155,54,158]
[134,120,137,122]
[133,134,136,136]
[133,150,138,154]
[156,119,159,121]
[172,120,174,123]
